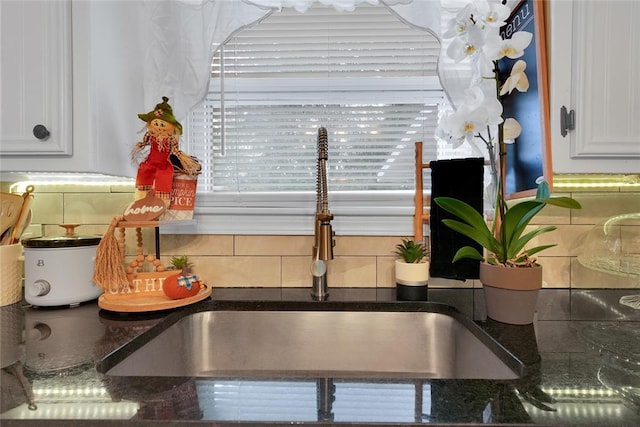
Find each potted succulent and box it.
[394,239,430,301]
[162,255,201,300]
[433,0,582,324]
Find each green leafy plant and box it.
[170,255,193,274]
[394,239,429,264]
[434,181,581,267]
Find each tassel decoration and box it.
[93,215,129,293]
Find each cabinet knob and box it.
[33,124,50,140]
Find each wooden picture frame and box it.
[499,0,553,199]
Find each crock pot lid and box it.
[22,234,101,248]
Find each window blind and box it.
[196,379,432,423]
[184,3,443,195]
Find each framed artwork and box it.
[499,0,553,199]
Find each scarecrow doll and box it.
[132,97,182,206]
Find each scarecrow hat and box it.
[138,96,183,135]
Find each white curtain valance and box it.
[141,0,449,120]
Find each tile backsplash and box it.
[3,180,639,290]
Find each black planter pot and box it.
[396,283,428,301]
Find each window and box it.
[195,379,431,423]
[177,4,446,235]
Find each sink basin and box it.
[98,301,524,380]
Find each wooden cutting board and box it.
[0,192,25,237]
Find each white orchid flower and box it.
[477,97,504,127]
[500,60,529,95]
[503,31,533,58]
[439,107,478,141]
[487,31,533,60]
[446,24,488,63]
[503,118,522,142]
[442,94,503,143]
[437,0,532,162]
[443,17,468,39]
[476,0,511,28]
[443,3,478,38]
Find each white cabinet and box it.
[0,0,141,177]
[0,0,72,156]
[549,0,640,174]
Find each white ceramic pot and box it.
[395,259,429,301]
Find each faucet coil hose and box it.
[318,127,328,160]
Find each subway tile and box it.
[327,256,377,288]
[195,256,281,287]
[376,256,396,288]
[282,256,312,287]
[333,236,406,256]
[21,182,640,292]
[235,235,311,256]
[537,256,571,288]
[529,201,572,225]
[30,193,64,225]
[160,234,233,256]
[284,255,378,288]
[64,192,132,224]
[570,192,640,225]
[527,224,593,257]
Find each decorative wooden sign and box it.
[123,190,165,222]
[499,0,552,199]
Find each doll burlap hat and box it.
[138,96,183,135]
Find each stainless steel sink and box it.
[98,301,524,380]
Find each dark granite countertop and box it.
[1,287,639,426]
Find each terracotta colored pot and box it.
[479,263,542,325]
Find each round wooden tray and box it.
[98,285,211,313]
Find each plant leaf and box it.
[523,243,557,258]
[536,181,551,198]
[503,200,546,252]
[452,246,484,263]
[434,197,489,231]
[509,225,557,259]
[441,219,499,254]
[535,196,582,210]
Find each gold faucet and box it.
[311,127,334,301]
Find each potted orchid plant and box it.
[433,0,581,324]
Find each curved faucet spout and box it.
[312,127,335,301]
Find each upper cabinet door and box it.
[549,0,640,173]
[0,0,72,155]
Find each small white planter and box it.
[395,259,429,301]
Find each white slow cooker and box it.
[22,226,103,307]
